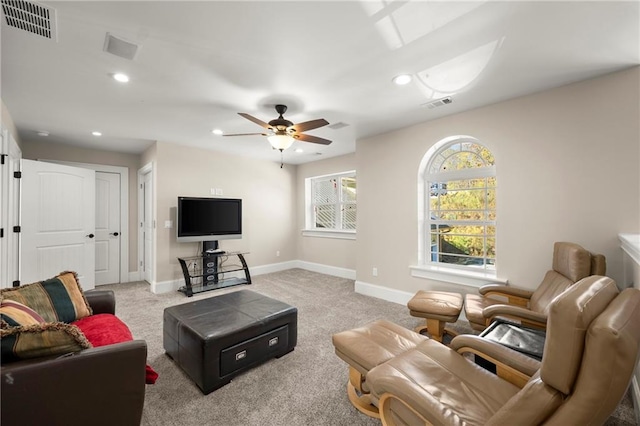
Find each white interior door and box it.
[21,160,95,290]
[1,129,22,289]
[95,171,120,285]
[143,171,153,283]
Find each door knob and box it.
[110,232,120,236]
[86,233,95,238]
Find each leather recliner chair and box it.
[465,241,606,331]
[363,275,640,425]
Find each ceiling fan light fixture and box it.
[268,133,294,151]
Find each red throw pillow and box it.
[72,314,158,384]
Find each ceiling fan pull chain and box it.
[280,150,284,168]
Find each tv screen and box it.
[176,197,242,242]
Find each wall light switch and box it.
[210,188,216,195]
[215,188,223,196]
[164,220,172,229]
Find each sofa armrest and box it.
[85,289,116,315]
[450,335,541,388]
[1,340,147,426]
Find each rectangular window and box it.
[428,176,496,270]
[307,171,356,232]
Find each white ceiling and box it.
[2,1,638,165]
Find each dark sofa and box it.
[1,290,147,426]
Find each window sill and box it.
[301,229,356,240]
[409,264,506,288]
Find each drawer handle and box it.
[269,337,279,347]
[235,350,246,361]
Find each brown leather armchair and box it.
[1,290,147,426]
[465,241,606,331]
[366,275,640,425]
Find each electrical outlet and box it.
[372,267,378,277]
[210,188,216,195]
[276,251,280,257]
[164,220,172,228]
[215,188,223,196]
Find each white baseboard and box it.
[355,280,415,305]
[294,260,356,280]
[148,260,356,294]
[250,260,299,276]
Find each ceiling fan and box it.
[224,104,332,151]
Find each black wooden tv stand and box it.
[177,247,251,297]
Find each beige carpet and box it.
[101,269,636,425]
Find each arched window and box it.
[419,136,496,271]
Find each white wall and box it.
[153,142,297,284]
[356,67,640,295]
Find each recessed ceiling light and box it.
[112,73,129,83]
[393,74,412,85]
[294,148,304,153]
[212,129,223,135]
[36,131,49,137]
[92,131,102,136]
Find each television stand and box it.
[177,251,251,297]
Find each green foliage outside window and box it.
[428,142,496,268]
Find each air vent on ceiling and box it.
[422,96,453,109]
[103,33,140,60]
[1,0,57,40]
[328,122,349,130]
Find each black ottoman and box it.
[163,290,297,394]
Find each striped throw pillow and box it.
[0,271,92,323]
[0,322,92,363]
[0,300,45,328]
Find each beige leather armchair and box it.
[366,276,640,425]
[465,241,606,331]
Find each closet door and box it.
[21,159,95,290]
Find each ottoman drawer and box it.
[220,325,289,376]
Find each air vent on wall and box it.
[422,96,453,109]
[1,0,57,40]
[103,33,140,60]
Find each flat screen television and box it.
[176,197,242,243]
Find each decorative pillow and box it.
[0,322,91,363]
[0,271,92,323]
[0,300,45,328]
[73,314,159,384]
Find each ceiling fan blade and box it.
[291,118,329,133]
[238,113,271,129]
[295,133,332,145]
[223,132,268,137]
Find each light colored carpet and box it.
[101,269,636,425]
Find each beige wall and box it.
[20,140,141,272]
[296,153,356,270]
[356,67,640,294]
[153,141,297,283]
